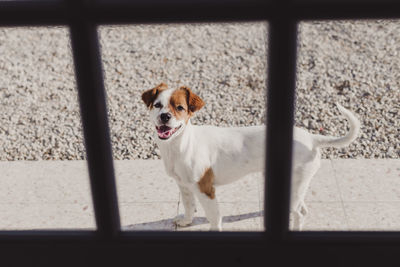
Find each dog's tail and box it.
[313,103,360,148]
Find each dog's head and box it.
[142,83,205,141]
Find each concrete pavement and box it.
[0,159,398,231]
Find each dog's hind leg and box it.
[289,200,308,231]
[289,191,306,231]
[290,161,320,231]
[174,185,196,227]
[290,209,304,231]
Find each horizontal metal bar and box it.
[0,230,98,243]
[90,0,400,23]
[0,235,269,266]
[84,0,272,24]
[292,1,400,21]
[0,231,399,266]
[1,230,400,245]
[0,231,263,243]
[289,231,400,244]
[0,0,68,26]
[0,0,400,26]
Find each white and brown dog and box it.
[142,83,360,231]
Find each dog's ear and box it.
[180,86,205,113]
[142,83,168,108]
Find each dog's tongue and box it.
[157,126,173,139]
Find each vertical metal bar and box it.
[68,3,121,238]
[265,15,298,240]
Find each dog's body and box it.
[142,83,360,231]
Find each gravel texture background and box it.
[0,21,398,161]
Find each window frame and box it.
[0,0,399,265]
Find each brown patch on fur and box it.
[180,86,205,113]
[141,83,168,108]
[198,168,215,199]
[169,86,204,123]
[169,89,191,122]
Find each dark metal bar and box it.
[292,1,400,21]
[1,0,400,26]
[68,1,121,238]
[265,13,298,240]
[0,2,400,266]
[90,0,400,23]
[86,0,271,24]
[0,0,67,26]
[0,232,400,266]
[1,230,400,244]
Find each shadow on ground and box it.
[123,210,264,231]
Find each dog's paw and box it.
[209,224,222,231]
[173,215,193,227]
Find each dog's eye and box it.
[177,105,185,111]
[154,102,162,108]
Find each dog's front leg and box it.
[193,187,222,231]
[174,185,196,227]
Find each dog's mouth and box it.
[156,125,182,140]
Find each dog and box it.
[141,83,360,231]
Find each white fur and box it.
[146,89,360,231]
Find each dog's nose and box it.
[160,113,171,123]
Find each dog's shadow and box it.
[123,210,264,231]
